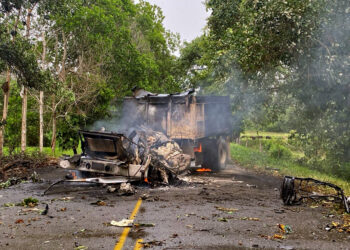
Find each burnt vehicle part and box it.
[281,176,350,213]
[43,176,131,195]
[123,89,233,171]
[59,127,191,186]
[60,131,150,179]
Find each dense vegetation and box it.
[0,0,181,153]
[0,0,349,179]
[178,0,350,178]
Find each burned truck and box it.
[60,89,232,183]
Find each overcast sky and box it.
[145,0,209,43]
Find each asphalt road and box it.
[0,165,349,249]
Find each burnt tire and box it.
[202,137,228,172]
[280,176,295,205]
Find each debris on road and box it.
[15,219,24,224]
[59,197,74,201]
[0,153,57,182]
[278,224,292,234]
[140,193,150,200]
[110,219,133,227]
[273,234,285,240]
[325,218,350,233]
[3,202,15,207]
[217,217,228,222]
[260,224,292,240]
[74,243,88,250]
[273,209,285,214]
[118,183,135,196]
[140,193,159,202]
[215,206,239,213]
[20,207,43,214]
[90,200,107,206]
[134,223,155,227]
[141,240,163,248]
[106,186,116,193]
[281,176,350,213]
[41,204,49,215]
[246,184,257,188]
[240,217,260,221]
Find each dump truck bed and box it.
[123,94,232,140]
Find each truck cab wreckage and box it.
[56,89,233,188]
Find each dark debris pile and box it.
[0,152,57,182]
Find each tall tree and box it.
[21,1,39,152]
[0,0,45,155]
[202,0,350,172]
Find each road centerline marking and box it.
[134,239,143,250]
[114,198,143,250]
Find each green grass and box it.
[3,146,81,157]
[242,130,290,139]
[231,143,350,195]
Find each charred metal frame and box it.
[281,176,349,213]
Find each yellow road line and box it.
[114,198,143,250]
[134,239,143,250]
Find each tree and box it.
[1,0,181,154]
[0,0,47,155]
[40,0,181,151]
[201,0,350,174]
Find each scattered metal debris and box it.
[118,183,135,196]
[281,176,350,213]
[90,200,106,206]
[43,176,131,195]
[110,219,133,227]
[215,206,239,213]
[41,204,49,215]
[106,186,117,193]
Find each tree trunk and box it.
[0,70,11,156]
[21,7,33,152]
[51,95,56,155]
[39,32,47,153]
[39,91,44,152]
[21,87,28,152]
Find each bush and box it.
[264,140,292,159]
[269,143,292,159]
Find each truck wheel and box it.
[202,137,227,172]
[215,137,228,171]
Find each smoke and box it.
[290,0,350,162]
[89,99,146,133]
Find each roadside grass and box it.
[2,146,81,157]
[242,130,290,139]
[231,143,350,195]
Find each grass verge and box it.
[241,130,290,139]
[2,146,81,157]
[231,143,350,195]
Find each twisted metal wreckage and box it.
[44,126,192,195]
[281,176,350,213]
[64,126,191,183]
